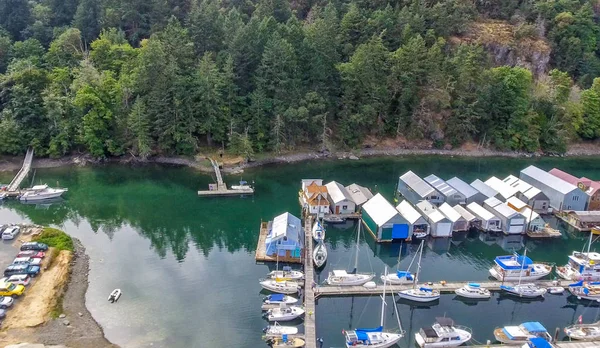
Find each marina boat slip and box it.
[326,220,374,286]
[312,220,325,242]
[493,322,553,345]
[263,294,299,305]
[557,233,600,281]
[397,241,441,302]
[489,254,552,281]
[380,241,415,285]
[342,267,403,348]
[313,241,327,268]
[567,280,600,301]
[454,283,491,299]
[564,321,600,341]
[260,279,301,294]
[414,317,472,348]
[268,267,304,280]
[19,184,67,201]
[263,322,299,336]
[264,306,305,322]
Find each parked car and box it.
[0,282,25,297]
[16,250,45,259]
[1,226,20,240]
[0,296,14,309]
[5,275,31,286]
[20,242,48,251]
[0,309,6,318]
[12,257,42,267]
[4,264,40,278]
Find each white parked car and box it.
[1,226,20,240]
[12,257,42,267]
[6,274,31,286]
[0,296,14,309]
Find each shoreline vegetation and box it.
[1,142,600,175]
[0,226,115,348]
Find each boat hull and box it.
[266,307,305,322]
[380,274,413,285]
[489,264,552,281]
[268,271,304,280]
[19,190,65,201]
[397,289,440,302]
[264,325,299,336]
[415,329,471,348]
[568,287,600,301]
[313,243,327,268]
[454,287,491,299]
[344,333,402,348]
[327,273,374,286]
[260,280,300,294]
[564,324,600,341]
[273,338,305,348]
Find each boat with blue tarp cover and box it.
[381,241,416,285]
[493,322,552,344]
[522,337,554,348]
[489,253,552,281]
[263,294,298,305]
[568,280,600,301]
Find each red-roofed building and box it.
[549,168,600,210]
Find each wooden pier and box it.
[303,215,317,348]
[255,221,302,264]
[314,279,564,298]
[5,148,34,195]
[197,158,254,196]
[471,341,600,347]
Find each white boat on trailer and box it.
[454,283,491,299]
[327,219,374,286]
[415,317,472,348]
[19,184,67,202]
[260,279,301,294]
[264,305,305,322]
[489,253,552,281]
[263,322,299,336]
[263,294,298,305]
[564,321,600,341]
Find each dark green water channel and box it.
[1,156,600,348]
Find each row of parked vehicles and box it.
[0,241,49,320]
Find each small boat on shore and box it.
[19,184,67,202]
[564,321,600,340]
[263,294,298,305]
[415,317,472,348]
[455,283,491,299]
[381,270,414,285]
[263,322,299,336]
[264,306,305,321]
[313,241,327,268]
[267,267,304,280]
[493,322,552,345]
[260,279,301,294]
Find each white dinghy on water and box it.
[263,322,299,336]
[342,267,404,348]
[415,317,472,348]
[454,283,491,299]
[327,219,374,286]
[397,241,440,303]
[108,289,122,303]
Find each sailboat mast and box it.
[517,248,526,286]
[396,241,403,271]
[588,231,593,253]
[381,266,387,327]
[353,219,361,273]
[414,241,424,289]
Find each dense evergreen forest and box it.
[0,0,599,158]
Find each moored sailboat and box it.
[327,220,374,286]
[493,322,552,345]
[312,220,325,242]
[380,241,415,285]
[454,283,491,299]
[568,280,600,301]
[267,266,304,281]
[564,320,600,340]
[500,249,547,298]
[398,241,440,303]
[489,253,552,281]
[260,279,301,294]
[557,234,600,281]
[263,294,299,305]
[313,241,327,268]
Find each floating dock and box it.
[255,221,302,264]
[303,215,316,348]
[527,226,562,238]
[197,158,254,196]
[314,279,564,298]
[471,341,600,348]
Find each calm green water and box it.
[1,156,600,348]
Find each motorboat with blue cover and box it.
[493,322,552,344]
[489,254,552,281]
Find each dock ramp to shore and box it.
[7,148,34,192]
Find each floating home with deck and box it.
[470,179,501,201]
[564,211,600,231]
[446,177,487,204]
[325,181,355,214]
[396,200,430,239]
[466,202,502,232]
[264,212,304,259]
[362,193,407,241]
[549,168,600,211]
[503,175,551,214]
[424,174,465,206]
[484,197,526,234]
[485,176,520,201]
[520,165,587,211]
[438,203,469,232]
[397,171,443,206]
[416,201,453,237]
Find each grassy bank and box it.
[33,227,74,251]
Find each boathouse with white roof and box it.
[396,200,430,239]
[424,174,465,206]
[397,171,443,206]
[362,193,408,241]
[466,202,502,232]
[519,165,587,211]
[484,197,526,234]
[416,201,453,237]
[503,175,551,213]
[325,181,355,214]
[446,177,487,204]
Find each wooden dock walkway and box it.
[315,280,563,298]
[7,148,34,192]
[255,221,302,264]
[303,215,316,348]
[471,341,600,347]
[197,157,254,196]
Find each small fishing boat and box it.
[398,241,440,303]
[415,317,472,348]
[264,306,305,321]
[500,283,547,298]
[454,283,491,299]
[263,294,298,305]
[413,232,428,239]
[327,220,374,286]
[493,322,552,345]
[312,220,325,242]
[108,289,122,303]
[263,322,299,336]
[323,215,345,224]
[489,253,552,281]
[564,321,600,341]
[265,336,305,347]
[547,286,564,294]
[267,267,304,280]
[568,280,600,301]
[19,184,67,202]
[313,241,327,268]
[260,279,301,294]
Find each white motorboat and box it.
[547,286,564,294]
[323,215,345,224]
[489,253,552,281]
[415,317,472,348]
[313,241,327,268]
[260,279,301,294]
[342,267,404,348]
[312,220,325,242]
[263,294,298,305]
[413,232,428,239]
[327,220,374,286]
[501,283,547,298]
[454,283,491,299]
[268,267,304,280]
[381,241,416,285]
[265,306,305,321]
[231,180,252,190]
[564,321,600,341]
[557,233,600,281]
[568,280,600,301]
[19,184,67,202]
[398,241,440,303]
[493,322,552,344]
[263,322,299,336]
[265,337,305,347]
